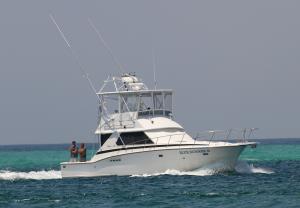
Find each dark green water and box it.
[0,139,299,207]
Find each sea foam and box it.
[0,161,273,180]
[131,161,274,177]
[234,161,274,174]
[0,170,62,180]
[131,168,215,177]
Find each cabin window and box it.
[137,91,173,117]
[121,94,139,112]
[103,94,119,115]
[100,133,112,145]
[116,132,153,145]
[153,92,165,116]
[153,92,163,110]
[164,92,172,116]
[138,93,153,112]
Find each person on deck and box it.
[79,143,87,162]
[69,141,78,162]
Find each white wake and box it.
[0,161,273,180]
[131,161,274,177]
[0,170,62,180]
[131,168,215,177]
[234,161,274,174]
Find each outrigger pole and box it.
[49,14,126,147]
[87,19,136,122]
[49,14,99,98]
[152,46,157,90]
[88,18,124,74]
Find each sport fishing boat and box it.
[61,73,257,178]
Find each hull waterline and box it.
[61,144,248,178]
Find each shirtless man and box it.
[78,143,87,162]
[69,141,78,162]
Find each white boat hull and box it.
[61,144,249,178]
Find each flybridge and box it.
[96,73,174,131]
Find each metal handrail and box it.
[103,119,135,130]
[178,133,186,149]
[193,128,258,145]
[108,128,257,155]
[124,132,185,147]
[115,132,187,154]
[137,109,172,118]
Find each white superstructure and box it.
[61,73,257,178]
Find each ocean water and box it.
[0,139,299,208]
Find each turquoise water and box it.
[0,139,299,207]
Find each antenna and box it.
[88,18,124,74]
[152,46,157,90]
[49,14,99,99]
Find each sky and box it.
[0,0,300,144]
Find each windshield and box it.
[100,91,172,118]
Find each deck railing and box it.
[111,128,258,155]
[138,109,172,118]
[193,128,258,144]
